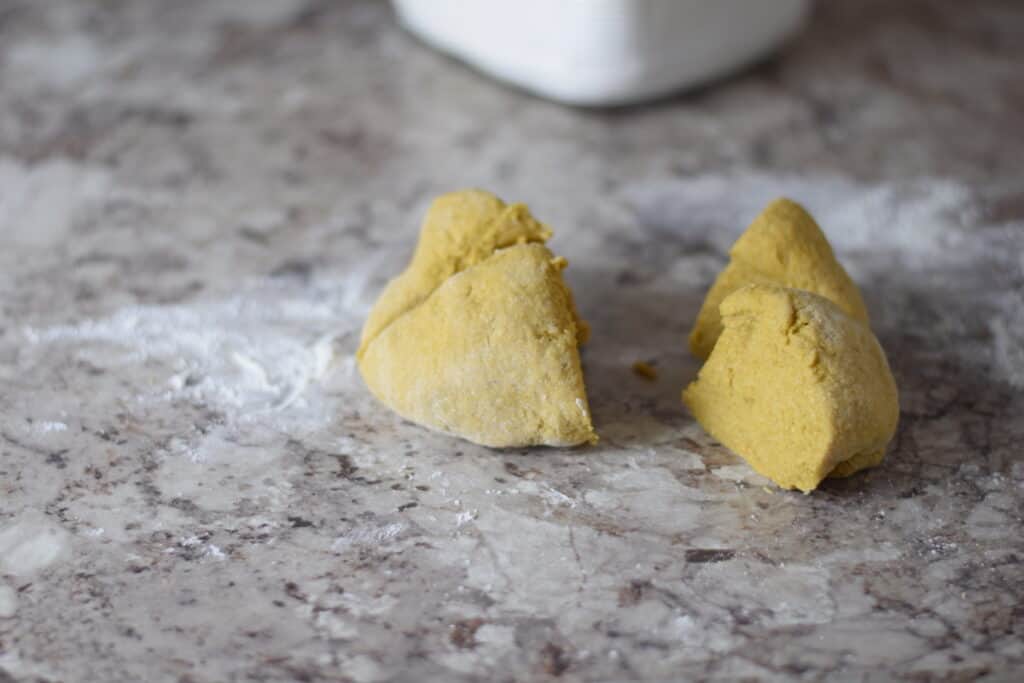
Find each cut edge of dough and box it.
[685,284,896,492]
[361,242,598,448]
[358,198,561,359]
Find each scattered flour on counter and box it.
[455,510,479,527]
[22,274,376,425]
[204,544,227,561]
[332,522,407,552]
[624,173,982,260]
[539,485,577,509]
[625,173,1024,386]
[0,512,72,577]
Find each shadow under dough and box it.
[569,266,705,443]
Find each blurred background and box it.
[1,2,1023,681]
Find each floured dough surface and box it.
[358,190,596,447]
[683,285,898,492]
[689,198,868,359]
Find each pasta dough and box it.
[683,284,899,492]
[689,198,868,360]
[358,190,596,448]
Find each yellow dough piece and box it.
[683,285,898,493]
[689,198,868,359]
[358,190,596,448]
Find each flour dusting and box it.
[23,274,374,426]
[625,173,1024,387]
[332,522,408,552]
[625,173,984,261]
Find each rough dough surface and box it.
[689,198,868,359]
[683,285,899,492]
[358,190,596,447]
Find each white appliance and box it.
[392,0,810,106]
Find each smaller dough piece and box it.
[689,198,868,360]
[683,284,898,493]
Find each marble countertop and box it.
[1,1,1023,681]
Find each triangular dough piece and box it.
[689,198,868,359]
[683,285,898,492]
[358,191,595,448]
[360,189,588,355]
[360,243,595,447]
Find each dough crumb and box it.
[631,361,658,381]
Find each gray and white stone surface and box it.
[1,1,1022,681]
